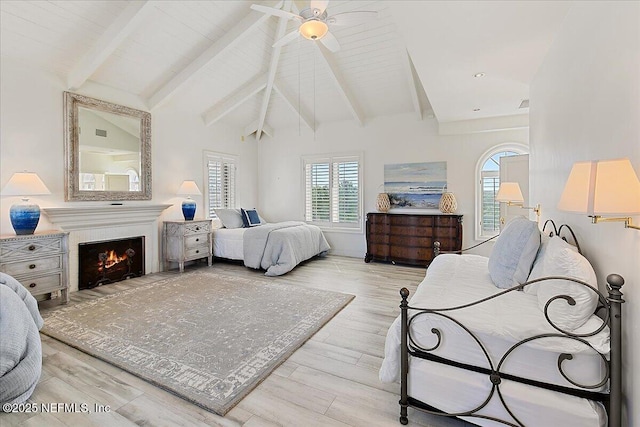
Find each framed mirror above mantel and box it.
[64,91,152,201]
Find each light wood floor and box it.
[1,255,470,427]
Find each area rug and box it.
[40,270,354,415]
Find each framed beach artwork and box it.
[384,161,447,209]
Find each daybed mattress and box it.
[380,254,609,426]
[212,228,245,260]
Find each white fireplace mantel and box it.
[42,204,172,230]
[42,204,172,292]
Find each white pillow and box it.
[525,235,578,295]
[214,209,244,229]
[488,216,541,289]
[536,237,598,331]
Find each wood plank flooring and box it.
[1,256,470,427]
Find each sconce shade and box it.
[495,182,524,203]
[1,172,51,196]
[558,159,640,215]
[1,172,51,235]
[176,180,201,196]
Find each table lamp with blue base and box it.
[177,180,201,221]
[1,172,51,235]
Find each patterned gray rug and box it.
[40,270,354,415]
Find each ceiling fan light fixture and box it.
[300,20,328,40]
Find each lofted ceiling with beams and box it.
[1,1,571,139]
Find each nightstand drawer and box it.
[0,236,63,260]
[185,245,209,259]
[185,234,208,247]
[18,273,63,295]
[1,255,62,277]
[184,222,210,235]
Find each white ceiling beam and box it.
[148,1,283,110]
[202,74,268,126]
[401,49,423,120]
[256,1,292,141]
[315,44,365,126]
[67,1,152,90]
[244,120,273,139]
[273,83,314,131]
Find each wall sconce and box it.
[558,158,640,230]
[176,180,201,221]
[495,182,541,223]
[1,172,51,235]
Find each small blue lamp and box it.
[1,172,51,235]
[176,180,201,221]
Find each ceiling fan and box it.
[250,0,378,52]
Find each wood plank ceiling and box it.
[1,0,429,139]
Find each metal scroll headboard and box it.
[542,219,582,254]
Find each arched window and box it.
[475,144,528,239]
[125,169,140,192]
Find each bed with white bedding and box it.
[212,209,330,276]
[380,219,624,427]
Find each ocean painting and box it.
[384,162,447,209]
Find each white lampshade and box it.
[1,172,51,196]
[176,180,201,196]
[558,158,640,215]
[495,182,524,203]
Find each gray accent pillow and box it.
[214,209,244,229]
[488,216,541,289]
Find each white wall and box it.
[0,59,258,238]
[530,2,640,425]
[257,113,528,258]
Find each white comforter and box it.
[243,221,330,276]
[379,254,610,384]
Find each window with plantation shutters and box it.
[203,151,237,218]
[303,154,362,231]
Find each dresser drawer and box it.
[183,222,211,235]
[1,255,62,277]
[17,273,64,295]
[185,234,208,247]
[0,236,63,260]
[185,245,210,260]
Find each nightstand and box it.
[0,231,70,304]
[163,220,212,272]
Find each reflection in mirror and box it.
[64,92,151,201]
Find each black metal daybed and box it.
[380,220,624,427]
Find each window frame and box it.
[203,150,238,219]
[302,152,363,233]
[475,143,528,240]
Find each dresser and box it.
[365,213,463,267]
[0,231,70,304]
[163,220,212,272]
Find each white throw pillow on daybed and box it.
[534,237,598,331]
[488,216,541,289]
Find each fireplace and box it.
[78,236,145,290]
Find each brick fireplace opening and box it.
[78,236,145,290]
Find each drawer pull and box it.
[28,245,36,251]
[196,226,200,231]
[29,264,36,269]
[195,250,200,254]
[29,283,37,288]
[195,238,200,242]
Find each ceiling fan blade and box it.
[250,4,302,21]
[328,11,378,26]
[310,0,329,15]
[273,29,301,48]
[319,31,340,52]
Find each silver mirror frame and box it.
[64,91,152,201]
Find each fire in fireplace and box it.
[78,236,145,290]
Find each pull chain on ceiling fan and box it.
[251,0,378,52]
